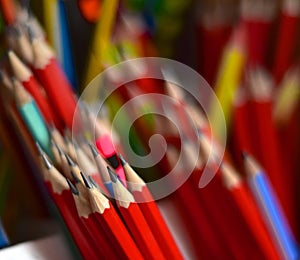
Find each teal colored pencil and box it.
[13,78,53,159]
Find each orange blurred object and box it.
[78,0,102,23]
[0,0,16,25]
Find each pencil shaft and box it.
[249,173,298,259]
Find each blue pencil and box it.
[243,152,299,260]
[0,219,9,249]
[58,0,77,90]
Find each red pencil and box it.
[196,4,233,85]
[165,146,230,259]
[0,0,16,25]
[8,50,60,127]
[81,173,144,259]
[241,0,275,66]
[119,154,183,260]
[30,36,79,130]
[272,0,300,83]
[108,168,165,259]
[248,69,294,230]
[39,149,98,259]
[197,133,268,259]
[231,86,254,168]
[220,162,280,260]
[67,179,118,258]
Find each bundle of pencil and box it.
[0,1,300,259]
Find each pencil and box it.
[220,162,280,259]
[65,151,106,193]
[64,136,77,161]
[272,0,300,83]
[8,50,60,127]
[120,154,183,259]
[165,146,230,258]
[108,168,165,259]
[231,86,254,167]
[82,173,145,259]
[0,219,9,249]
[241,0,275,66]
[89,143,113,195]
[96,134,127,187]
[198,133,267,259]
[243,152,299,260]
[0,0,16,25]
[39,149,98,259]
[77,0,102,23]
[13,77,52,158]
[57,0,77,89]
[210,22,246,140]
[30,36,78,130]
[67,178,117,258]
[248,68,294,229]
[13,26,34,65]
[50,139,62,165]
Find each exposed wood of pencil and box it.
[89,143,111,194]
[15,26,34,64]
[13,77,31,106]
[120,155,183,259]
[48,125,68,152]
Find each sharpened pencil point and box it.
[66,179,79,195]
[47,122,55,132]
[65,153,75,167]
[27,26,35,42]
[89,143,99,158]
[71,171,80,184]
[7,26,20,37]
[241,151,248,160]
[196,129,203,139]
[80,172,92,189]
[219,162,224,170]
[56,144,64,156]
[73,139,79,150]
[41,152,52,170]
[107,167,118,183]
[35,142,43,156]
[50,139,63,156]
[119,154,127,167]
[88,176,99,188]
